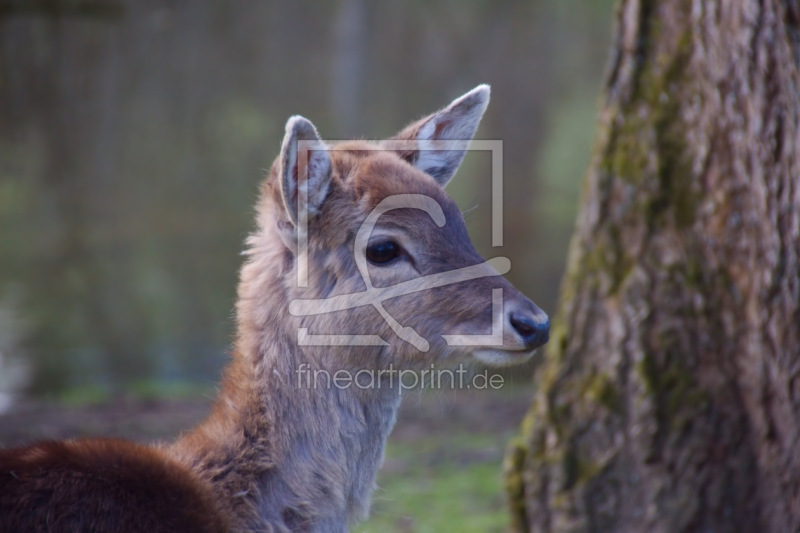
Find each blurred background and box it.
[0,0,614,404]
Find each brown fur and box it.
[0,439,228,532]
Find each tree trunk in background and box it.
[331,0,367,136]
[505,1,800,532]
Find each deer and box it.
[0,85,549,532]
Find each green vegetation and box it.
[53,379,213,406]
[356,432,512,533]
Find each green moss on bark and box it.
[563,444,605,491]
[583,372,623,414]
[504,437,529,532]
[637,345,709,440]
[601,24,699,231]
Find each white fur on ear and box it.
[389,84,490,187]
[279,116,332,226]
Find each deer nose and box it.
[509,311,550,350]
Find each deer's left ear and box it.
[278,116,332,226]
[387,84,490,187]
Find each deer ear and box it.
[279,116,332,226]
[387,84,490,187]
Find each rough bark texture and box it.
[505,1,800,532]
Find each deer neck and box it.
[169,252,402,531]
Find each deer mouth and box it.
[471,345,545,367]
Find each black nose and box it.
[509,312,550,350]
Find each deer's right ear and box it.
[278,116,332,226]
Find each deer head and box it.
[240,85,549,374]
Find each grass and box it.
[355,430,512,532]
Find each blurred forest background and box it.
[0,0,615,404]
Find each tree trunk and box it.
[505,1,800,532]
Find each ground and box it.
[0,384,532,533]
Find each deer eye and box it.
[366,240,401,265]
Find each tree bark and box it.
[505,1,800,532]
